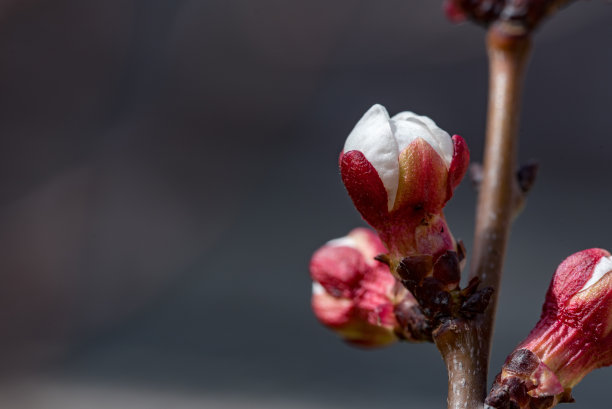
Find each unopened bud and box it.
[486,248,612,409]
[339,104,469,277]
[310,228,426,347]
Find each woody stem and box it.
[435,21,532,409]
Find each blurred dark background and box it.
[0,1,611,408]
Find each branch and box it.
[472,21,531,329]
[471,16,532,397]
[435,318,488,409]
[435,21,532,409]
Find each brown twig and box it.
[435,21,532,409]
[472,20,531,337]
[435,318,488,409]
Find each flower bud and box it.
[486,248,612,409]
[310,228,425,347]
[339,104,469,275]
[443,0,574,29]
[443,0,503,24]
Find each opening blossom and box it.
[310,228,427,347]
[340,104,469,276]
[486,248,612,409]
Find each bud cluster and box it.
[311,105,493,346]
[308,3,609,407]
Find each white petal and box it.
[391,111,453,167]
[344,104,399,210]
[326,236,357,248]
[581,256,612,291]
[312,281,326,295]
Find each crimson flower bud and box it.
[442,0,503,25]
[442,0,575,29]
[340,104,469,275]
[310,228,423,347]
[486,248,612,409]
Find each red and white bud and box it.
[310,228,423,347]
[486,248,612,409]
[340,104,469,275]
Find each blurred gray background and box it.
[0,1,611,408]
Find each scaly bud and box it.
[310,228,428,347]
[486,248,612,409]
[339,104,469,278]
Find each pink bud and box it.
[310,228,422,347]
[486,248,612,409]
[339,105,469,274]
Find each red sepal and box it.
[340,150,389,229]
[447,135,470,200]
